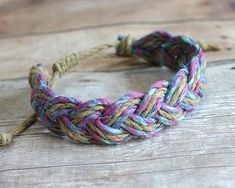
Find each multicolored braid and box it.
[0,31,207,145]
[28,31,207,144]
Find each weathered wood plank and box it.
[0,1,235,187]
[0,0,234,37]
[0,60,234,187]
[0,20,235,80]
[1,161,235,188]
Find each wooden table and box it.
[0,0,235,187]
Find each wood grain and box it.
[0,60,235,187]
[0,0,234,37]
[0,0,235,187]
[0,20,235,80]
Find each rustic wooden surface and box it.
[0,0,235,187]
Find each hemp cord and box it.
[0,31,219,145]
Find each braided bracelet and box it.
[0,31,208,145]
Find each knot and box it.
[0,132,13,145]
[116,34,135,56]
[52,53,80,77]
[28,64,51,88]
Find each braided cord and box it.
[1,31,215,145]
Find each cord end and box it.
[197,41,221,52]
[0,132,13,146]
